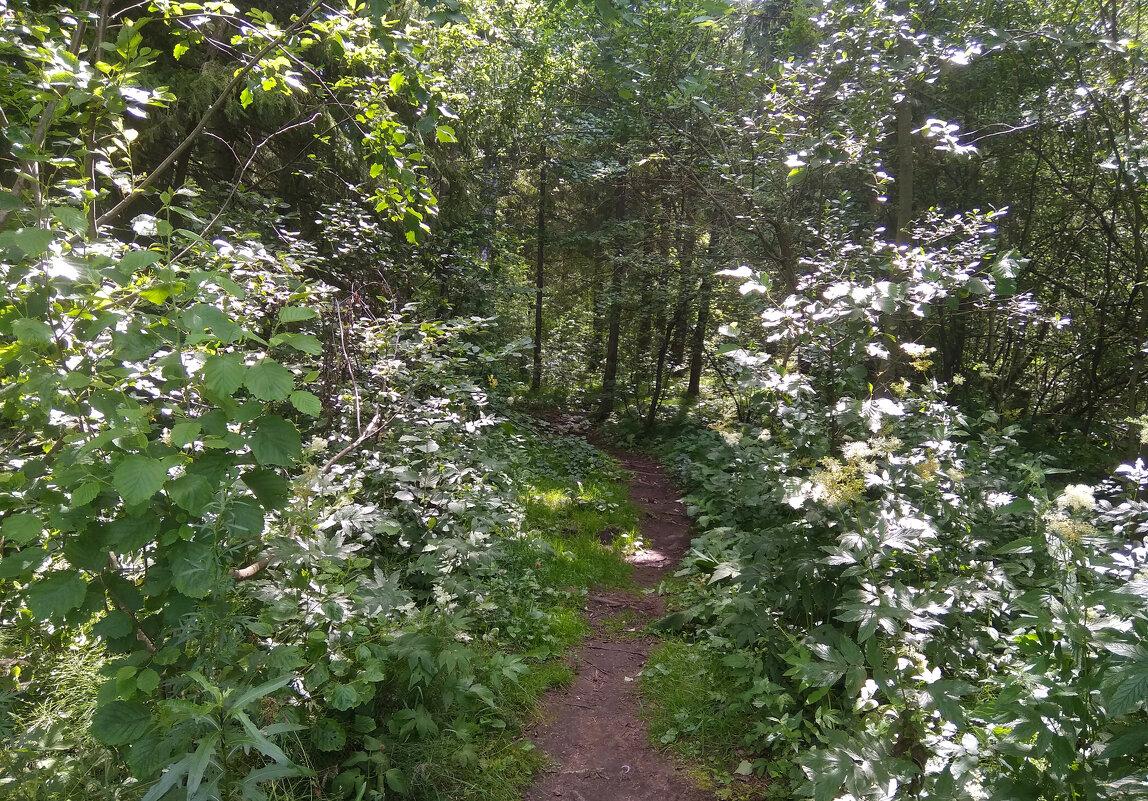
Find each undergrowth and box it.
[0,417,638,801]
[627,382,1148,801]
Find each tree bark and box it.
[669,217,696,367]
[687,229,716,399]
[645,320,676,429]
[596,175,627,422]
[531,143,547,392]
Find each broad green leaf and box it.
[1107,662,1148,717]
[62,371,92,389]
[386,768,409,794]
[114,455,167,505]
[120,250,163,272]
[436,125,458,143]
[71,482,102,507]
[966,276,991,295]
[245,359,293,401]
[12,318,54,347]
[221,497,264,538]
[91,700,153,746]
[0,189,22,211]
[242,468,289,509]
[108,512,160,551]
[0,547,49,579]
[64,529,110,571]
[136,668,161,694]
[53,205,88,233]
[203,354,245,397]
[271,332,323,354]
[327,683,360,711]
[171,421,202,447]
[290,390,322,417]
[167,473,214,515]
[93,610,134,640]
[9,227,55,258]
[311,718,346,751]
[26,570,88,619]
[3,513,42,544]
[170,541,219,599]
[278,306,318,323]
[249,416,301,467]
[182,304,242,344]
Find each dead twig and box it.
[321,408,390,473]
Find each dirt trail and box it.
[523,439,710,801]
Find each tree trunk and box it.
[531,143,547,392]
[894,86,914,246]
[645,320,676,429]
[669,221,696,367]
[687,229,716,399]
[596,175,627,422]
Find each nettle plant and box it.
[663,214,1148,799]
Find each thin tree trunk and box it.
[894,87,914,246]
[596,175,627,422]
[645,320,676,429]
[531,143,546,392]
[670,220,696,367]
[687,229,716,399]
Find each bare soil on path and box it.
[523,439,711,801]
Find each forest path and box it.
[523,430,710,801]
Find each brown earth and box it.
[523,428,711,801]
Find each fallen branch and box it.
[321,408,390,473]
[230,556,270,581]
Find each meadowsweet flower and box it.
[869,436,903,456]
[1057,484,1095,512]
[811,457,865,507]
[720,430,740,446]
[842,441,874,461]
[915,457,940,482]
[1045,511,1095,545]
[951,374,966,386]
[756,428,772,442]
[901,342,931,357]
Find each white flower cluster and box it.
[1057,484,1095,513]
[901,342,934,357]
[842,441,874,461]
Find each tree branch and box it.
[94,0,325,227]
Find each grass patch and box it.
[519,445,642,593]
[0,630,128,801]
[641,640,775,800]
